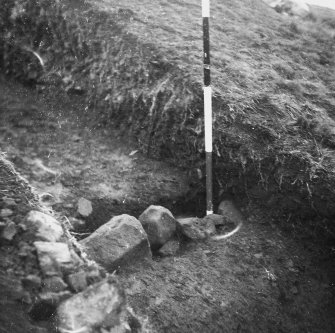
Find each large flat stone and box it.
[80,214,151,272]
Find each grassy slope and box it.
[88,0,335,228]
[1,0,335,236]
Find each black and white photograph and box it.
[0,0,334,332]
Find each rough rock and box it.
[42,276,68,293]
[80,214,151,272]
[1,221,17,241]
[157,239,180,257]
[77,197,93,217]
[66,270,88,292]
[218,200,245,225]
[138,205,177,249]
[34,241,72,276]
[177,217,216,240]
[202,214,225,226]
[23,210,64,242]
[57,276,126,333]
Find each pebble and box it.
[1,221,17,241]
[2,197,17,207]
[0,208,14,218]
[77,197,93,217]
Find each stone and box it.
[0,208,14,217]
[57,276,126,333]
[77,197,93,217]
[68,216,86,229]
[218,200,245,225]
[80,214,151,272]
[254,253,263,259]
[138,205,177,249]
[264,0,310,17]
[42,276,68,293]
[67,271,88,292]
[157,239,180,257]
[22,275,42,291]
[1,221,17,241]
[202,214,225,226]
[2,197,17,206]
[23,210,64,242]
[34,241,72,276]
[177,217,216,240]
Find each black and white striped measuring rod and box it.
[202,0,213,215]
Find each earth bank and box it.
[1,0,335,234]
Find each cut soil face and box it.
[1,77,335,332]
[0,76,191,232]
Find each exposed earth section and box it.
[0,76,191,232]
[0,78,334,332]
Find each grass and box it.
[1,0,335,239]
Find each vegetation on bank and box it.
[1,0,335,239]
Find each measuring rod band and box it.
[203,17,211,86]
[204,86,212,153]
[206,151,213,214]
[202,0,210,17]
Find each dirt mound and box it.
[1,0,335,239]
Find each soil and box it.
[1,76,335,332]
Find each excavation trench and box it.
[1,77,335,333]
[72,195,203,237]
